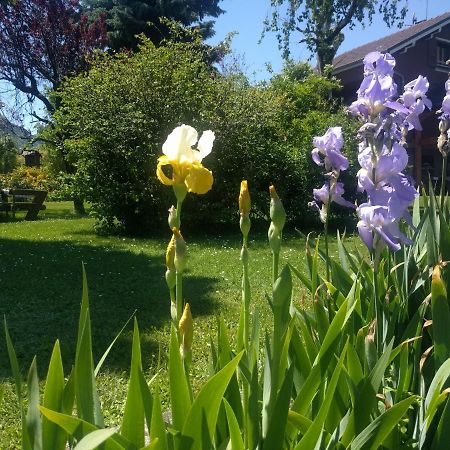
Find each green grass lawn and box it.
[0,202,363,448]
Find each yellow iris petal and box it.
[185,164,214,194]
[156,156,174,186]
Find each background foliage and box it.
[50,37,357,233]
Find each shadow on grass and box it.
[0,237,219,378]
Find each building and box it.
[333,11,450,186]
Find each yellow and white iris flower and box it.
[157,124,215,195]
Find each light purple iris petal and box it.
[390,143,409,172]
[313,184,330,204]
[377,227,402,252]
[385,100,410,115]
[442,95,450,115]
[357,220,374,249]
[357,146,373,170]
[327,149,349,171]
[311,149,323,166]
[357,168,375,192]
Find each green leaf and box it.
[422,357,450,444]
[223,399,244,450]
[95,310,135,376]
[248,362,261,450]
[62,368,76,415]
[139,439,160,450]
[341,339,395,447]
[291,293,357,416]
[217,317,243,426]
[138,370,154,439]
[263,364,294,450]
[336,230,350,273]
[42,340,67,450]
[4,316,32,450]
[350,396,417,450]
[150,390,168,450]
[287,411,313,435]
[27,357,43,450]
[73,428,118,450]
[169,325,192,430]
[289,263,312,292]
[39,407,131,450]
[431,266,450,369]
[74,266,103,426]
[431,395,450,450]
[121,318,145,448]
[294,342,347,450]
[181,351,243,450]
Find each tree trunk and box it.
[73,197,86,215]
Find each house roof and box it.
[333,11,450,73]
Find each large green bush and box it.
[51,39,353,233]
[269,63,359,225]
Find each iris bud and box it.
[172,228,187,273]
[168,206,178,229]
[269,185,286,232]
[179,303,193,359]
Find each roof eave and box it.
[333,14,450,75]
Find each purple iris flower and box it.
[385,75,432,130]
[310,182,354,223]
[357,142,409,193]
[312,127,349,172]
[363,52,396,78]
[439,79,450,121]
[357,202,413,252]
[313,182,355,209]
[349,52,422,254]
[350,52,398,118]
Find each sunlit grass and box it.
[0,201,363,448]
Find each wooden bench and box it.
[0,188,47,220]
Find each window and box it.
[437,42,450,66]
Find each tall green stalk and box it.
[324,194,331,281]
[238,180,251,448]
[440,154,447,213]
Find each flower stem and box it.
[272,249,279,285]
[176,272,183,324]
[440,154,448,213]
[324,195,331,281]
[176,199,183,229]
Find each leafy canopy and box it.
[264,0,408,73]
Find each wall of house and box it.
[335,22,450,186]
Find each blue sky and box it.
[208,0,450,81]
[6,0,450,130]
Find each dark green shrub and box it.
[0,136,18,174]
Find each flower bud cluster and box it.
[349,52,422,253]
[309,127,354,223]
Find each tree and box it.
[264,0,408,74]
[0,135,17,173]
[0,0,107,213]
[83,0,224,51]
[0,0,107,120]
